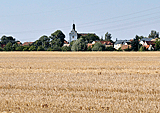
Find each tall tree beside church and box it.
[148,30,159,39]
[81,34,100,43]
[105,32,112,41]
[131,35,140,51]
[49,30,65,47]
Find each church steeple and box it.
[73,23,75,31]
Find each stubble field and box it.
[0,52,160,112]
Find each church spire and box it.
[73,20,75,31]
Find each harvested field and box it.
[0,52,160,112]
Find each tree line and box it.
[0,30,160,51]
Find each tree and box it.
[61,46,71,51]
[139,46,146,51]
[39,35,50,48]
[29,45,36,51]
[155,40,160,51]
[50,30,65,47]
[51,38,62,48]
[52,45,62,51]
[15,46,24,51]
[92,42,105,51]
[71,38,87,51]
[105,32,112,41]
[23,46,30,51]
[47,47,53,51]
[37,46,45,51]
[0,47,3,51]
[81,34,100,43]
[1,35,16,44]
[106,46,115,51]
[148,30,159,39]
[3,42,13,51]
[131,35,140,51]
[87,46,92,51]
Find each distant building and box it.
[22,42,33,46]
[114,40,131,50]
[139,38,153,45]
[69,23,96,43]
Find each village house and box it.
[142,41,155,50]
[139,38,153,45]
[139,38,156,50]
[114,40,131,50]
[87,41,113,48]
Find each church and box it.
[69,23,96,43]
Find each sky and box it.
[0,0,160,43]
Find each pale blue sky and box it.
[0,0,160,42]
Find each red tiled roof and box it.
[17,42,21,45]
[64,41,69,44]
[22,42,33,46]
[95,41,113,45]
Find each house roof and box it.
[17,42,21,45]
[140,38,153,42]
[22,42,33,46]
[95,41,113,45]
[114,40,130,45]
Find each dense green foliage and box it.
[0,30,160,51]
[148,30,159,39]
[92,42,105,51]
[61,46,71,51]
[131,35,140,51]
[81,34,100,43]
[155,40,160,51]
[71,38,87,51]
[105,32,112,41]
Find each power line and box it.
[77,6,160,26]
[77,11,160,28]
[1,5,160,35]
[0,1,107,18]
[94,19,160,33]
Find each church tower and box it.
[69,23,78,43]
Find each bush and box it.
[0,47,3,51]
[29,45,36,51]
[47,47,53,51]
[3,42,13,51]
[105,46,115,51]
[117,47,123,51]
[87,46,92,51]
[139,46,146,51]
[92,42,105,51]
[23,46,30,51]
[37,46,45,51]
[71,38,87,51]
[15,46,24,51]
[61,46,71,51]
[52,45,62,51]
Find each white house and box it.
[114,40,131,50]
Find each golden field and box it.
[0,52,160,113]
